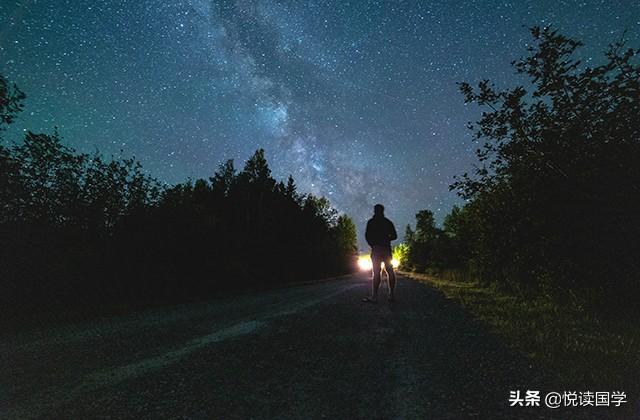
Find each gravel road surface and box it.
[2,273,618,419]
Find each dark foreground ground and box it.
[1,274,627,419]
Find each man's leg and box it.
[371,255,382,300]
[384,256,396,299]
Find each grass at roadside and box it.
[401,271,640,396]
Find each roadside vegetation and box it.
[402,271,640,415]
[398,27,639,403]
[400,27,639,310]
[0,75,357,324]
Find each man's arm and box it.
[365,220,373,246]
[388,220,398,241]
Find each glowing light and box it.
[358,255,400,270]
[358,255,373,271]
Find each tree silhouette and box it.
[451,27,640,305]
[0,75,25,131]
[0,74,358,319]
[399,28,639,308]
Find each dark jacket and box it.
[365,215,397,253]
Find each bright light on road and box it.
[358,255,400,270]
[358,256,373,271]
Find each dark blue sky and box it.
[1,0,638,248]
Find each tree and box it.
[1,72,359,314]
[402,209,443,272]
[331,214,358,270]
[241,149,274,188]
[414,210,438,243]
[454,27,640,303]
[210,159,236,197]
[10,131,84,224]
[0,75,26,222]
[0,75,26,132]
[393,243,410,269]
[284,175,300,203]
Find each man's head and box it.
[373,204,384,216]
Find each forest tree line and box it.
[399,28,640,310]
[0,76,357,314]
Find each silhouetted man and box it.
[363,204,398,303]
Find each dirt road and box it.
[2,273,612,419]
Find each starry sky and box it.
[1,0,638,248]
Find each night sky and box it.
[1,1,638,248]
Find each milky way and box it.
[1,0,638,247]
